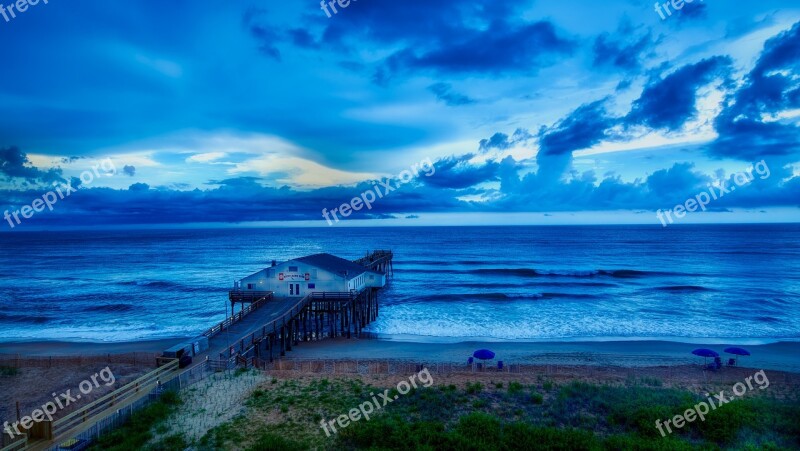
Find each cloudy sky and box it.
[1,0,799,229]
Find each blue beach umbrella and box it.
[724,347,750,365]
[473,349,496,361]
[692,348,719,366]
[691,348,719,358]
[723,347,750,356]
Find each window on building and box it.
[308,283,316,289]
[289,266,298,272]
[247,283,254,289]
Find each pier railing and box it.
[354,250,393,266]
[218,291,359,361]
[48,359,180,441]
[219,291,317,360]
[204,292,273,339]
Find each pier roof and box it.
[294,253,376,278]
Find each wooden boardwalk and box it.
[6,250,393,451]
[201,250,393,367]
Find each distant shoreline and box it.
[0,338,186,356]
[2,337,799,373]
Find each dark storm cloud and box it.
[676,1,708,22]
[710,21,800,160]
[421,154,500,189]
[479,129,533,153]
[538,100,615,157]
[626,56,732,131]
[316,0,574,81]
[0,146,64,185]
[592,21,655,70]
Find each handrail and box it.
[220,292,316,359]
[52,359,179,434]
[204,292,273,338]
[219,291,363,360]
[0,438,26,451]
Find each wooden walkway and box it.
[201,250,393,366]
[18,360,181,451]
[5,250,393,451]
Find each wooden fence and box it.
[0,353,158,369]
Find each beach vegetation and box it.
[507,381,524,395]
[0,366,18,377]
[89,390,184,451]
[142,372,799,451]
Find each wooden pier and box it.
[204,250,393,367]
[5,251,394,451]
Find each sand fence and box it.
[0,353,158,369]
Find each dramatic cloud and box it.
[422,155,499,189]
[0,146,64,185]
[1,1,798,228]
[538,100,615,156]
[381,21,574,78]
[314,0,574,82]
[593,22,655,70]
[535,99,617,184]
[711,21,800,160]
[626,56,732,131]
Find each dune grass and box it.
[193,375,799,450]
[89,391,186,451]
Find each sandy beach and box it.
[2,337,799,371]
[279,338,800,372]
[0,338,187,356]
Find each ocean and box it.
[1,225,799,344]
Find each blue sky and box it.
[0,0,799,228]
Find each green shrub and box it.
[603,433,696,450]
[507,382,524,395]
[0,366,19,377]
[89,391,182,451]
[501,423,601,450]
[455,413,503,448]
[696,399,756,445]
[246,431,306,451]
